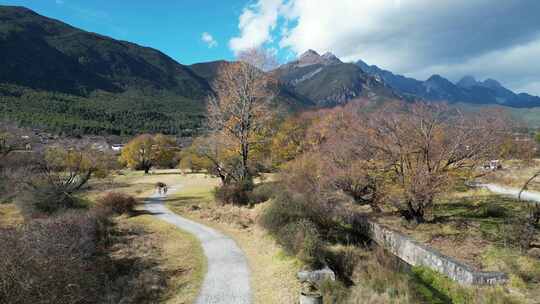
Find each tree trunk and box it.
[404,200,426,223]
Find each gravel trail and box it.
[144,185,252,304]
[480,183,540,203]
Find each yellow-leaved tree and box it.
[204,48,278,184]
[120,134,176,173]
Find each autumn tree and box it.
[271,112,317,167]
[206,48,278,184]
[120,134,176,173]
[180,135,233,182]
[303,103,386,210]
[364,102,507,222]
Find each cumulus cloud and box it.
[201,32,218,48]
[229,0,284,54]
[231,0,540,94]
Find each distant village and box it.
[8,126,190,155]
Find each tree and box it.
[120,134,176,173]
[363,102,507,222]
[271,113,316,166]
[206,48,278,184]
[303,102,386,211]
[18,147,101,215]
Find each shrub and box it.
[482,205,507,218]
[261,189,348,237]
[325,245,362,281]
[277,219,324,266]
[0,211,106,304]
[16,179,87,216]
[346,247,414,304]
[95,192,137,215]
[213,180,254,205]
[319,279,349,304]
[260,190,307,233]
[249,182,277,204]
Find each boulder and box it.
[297,266,336,285]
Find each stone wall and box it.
[366,221,508,285]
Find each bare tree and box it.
[364,102,507,222]
[18,147,102,215]
[206,48,278,183]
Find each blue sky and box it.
[2,0,540,95]
[1,0,248,64]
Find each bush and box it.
[482,205,507,218]
[319,279,349,304]
[325,245,362,281]
[214,180,254,205]
[95,192,137,215]
[0,211,107,304]
[17,180,87,216]
[249,182,277,204]
[260,190,345,238]
[277,219,324,266]
[345,247,415,304]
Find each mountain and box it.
[275,50,398,107]
[3,6,540,136]
[0,6,211,97]
[356,60,540,108]
[0,5,217,135]
[189,60,316,110]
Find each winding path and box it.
[479,183,540,203]
[143,185,252,304]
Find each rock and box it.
[297,266,336,285]
[300,293,323,304]
[527,248,540,259]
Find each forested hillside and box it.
[0,6,211,135]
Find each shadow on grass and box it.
[148,172,184,176]
[102,223,174,303]
[432,195,524,224]
[86,182,132,192]
[129,209,164,217]
[162,196,205,204]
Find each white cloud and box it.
[409,38,540,94]
[229,0,284,54]
[201,32,218,48]
[231,0,540,95]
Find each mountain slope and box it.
[0,6,210,97]
[356,59,540,108]
[276,50,398,107]
[189,60,316,110]
[0,5,215,135]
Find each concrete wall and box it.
[366,221,508,285]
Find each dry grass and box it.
[377,188,540,302]
[164,174,302,304]
[85,169,191,201]
[479,159,540,191]
[0,203,23,228]
[122,214,206,304]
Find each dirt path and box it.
[144,185,252,304]
[481,183,540,203]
